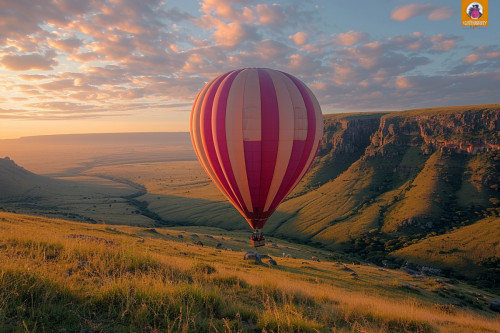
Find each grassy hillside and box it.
[1,212,499,332]
[391,216,500,281]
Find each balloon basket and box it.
[251,239,266,247]
[251,230,265,247]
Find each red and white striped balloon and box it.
[190,68,323,230]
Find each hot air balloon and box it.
[190,68,323,247]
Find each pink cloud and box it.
[391,4,434,21]
[49,38,83,53]
[213,21,257,46]
[430,34,457,51]
[428,7,454,21]
[256,4,285,26]
[463,48,500,63]
[333,31,368,46]
[289,32,308,46]
[1,52,58,71]
[391,4,453,21]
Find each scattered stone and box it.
[137,239,145,243]
[190,233,199,237]
[301,261,310,265]
[282,253,295,259]
[350,272,358,277]
[268,258,277,266]
[226,248,232,251]
[244,251,257,260]
[179,252,188,255]
[244,251,261,264]
[490,300,500,313]
[311,256,320,262]
[216,243,223,249]
[205,235,215,239]
[420,266,442,275]
[177,234,183,238]
[401,267,419,276]
[194,241,203,247]
[145,228,158,234]
[342,265,355,273]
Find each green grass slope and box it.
[391,216,500,281]
[1,211,500,332]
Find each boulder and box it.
[177,234,183,238]
[243,251,262,264]
[268,258,277,266]
[490,300,500,313]
[216,243,223,249]
[342,265,355,273]
[194,241,203,247]
[190,233,199,237]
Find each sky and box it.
[0,0,499,139]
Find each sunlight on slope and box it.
[1,212,499,332]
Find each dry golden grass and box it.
[1,211,499,332]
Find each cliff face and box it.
[368,105,500,156]
[269,104,499,281]
[320,115,383,156]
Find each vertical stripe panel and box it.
[200,71,245,216]
[190,76,230,200]
[225,70,254,213]
[243,70,262,212]
[212,69,247,213]
[286,86,323,193]
[267,73,309,212]
[275,73,317,205]
[263,69,295,211]
[256,69,279,212]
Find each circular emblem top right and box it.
[466,2,483,19]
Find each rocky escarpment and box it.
[300,113,385,191]
[368,105,500,157]
[320,113,384,156]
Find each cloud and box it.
[213,22,259,47]
[463,46,500,63]
[391,4,454,21]
[333,31,368,46]
[1,51,58,71]
[289,32,308,46]
[428,7,454,21]
[48,37,83,53]
[255,3,285,26]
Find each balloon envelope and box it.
[190,68,323,230]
